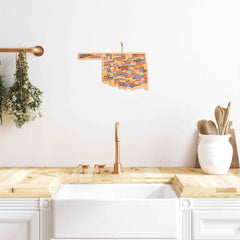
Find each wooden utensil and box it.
[197,120,207,135]
[205,120,218,135]
[222,102,231,135]
[215,105,224,135]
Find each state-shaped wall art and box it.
[78,52,148,90]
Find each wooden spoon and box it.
[197,120,207,135]
[205,120,218,135]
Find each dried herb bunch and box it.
[0,65,6,124]
[4,50,43,128]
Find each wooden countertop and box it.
[0,167,240,198]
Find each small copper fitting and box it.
[78,164,90,174]
[94,164,106,174]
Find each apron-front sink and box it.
[52,184,179,239]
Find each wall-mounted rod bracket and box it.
[0,45,44,57]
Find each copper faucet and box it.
[113,122,123,174]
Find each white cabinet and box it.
[180,198,240,240]
[0,210,39,240]
[1,196,240,240]
[0,198,40,240]
[192,210,240,239]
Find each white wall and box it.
[0,0,239,167]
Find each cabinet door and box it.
[192,210,240,239]
[0,210,39,240]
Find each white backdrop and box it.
[0,0,239,167]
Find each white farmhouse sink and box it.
[52,184,179,239]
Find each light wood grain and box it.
[0,167,240,198]
[174,174,240,198]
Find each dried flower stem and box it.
[3,50,43,128]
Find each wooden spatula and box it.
[222,102,231,135]
[215,105,224,134]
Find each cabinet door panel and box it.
[0,210,39,240]
[192,210,240,239]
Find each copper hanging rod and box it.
[0,45,44,57]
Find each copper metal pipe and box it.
[113,122,123,174]
[0,45,44,57]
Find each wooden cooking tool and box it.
[205,120,218,135]
[223,102,231,135]
[197,120,218,135]
[197,120,207,135]
[215,105,224,135]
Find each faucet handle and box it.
[94,164,106,174]
[78,164,90,174]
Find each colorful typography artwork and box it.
[78,53,148,90]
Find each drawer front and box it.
[192,210,240,239]
[0,210,39,240]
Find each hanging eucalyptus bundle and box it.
[0,63,6,124]
[4,50,43,128]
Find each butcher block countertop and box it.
[0,167,240,198]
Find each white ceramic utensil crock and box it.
[198,134,233,174]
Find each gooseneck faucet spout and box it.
[113,122,123,174]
